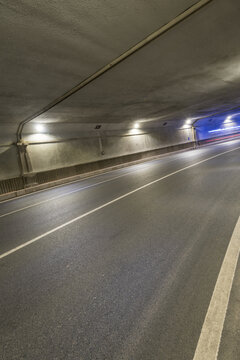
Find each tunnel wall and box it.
[0,125,20,181]
[27,127,192,173]
[0,126,193,195]
[0,145,20,180]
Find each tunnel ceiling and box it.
[1,0,240,132]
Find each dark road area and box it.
[1,140,240,360]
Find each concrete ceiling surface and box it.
[0,0,196,126]
[1,0,240,134]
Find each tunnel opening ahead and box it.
[195,112,240,145]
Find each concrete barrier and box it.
[0,141,194,202]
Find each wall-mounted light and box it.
[35,123,45,133]
[181,118,193,129]
[224,112,240,124]
[185,118,192,125]
[224,116,232,124]
[27,123,52,142]
[128,122,141,135]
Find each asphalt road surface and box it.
[1,140,240,360]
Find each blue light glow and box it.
[194,111,240,141]
[208,125,240,133]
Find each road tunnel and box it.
[1,2,240,359]
[1,0,240,197]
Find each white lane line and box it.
[0,172,138,219]
[0,140,235,208]
[0,154,188,218]
[193,216,240,360]
[0,147,176,205]
[0,139,232,207]
[0,163,146,206]
[0,145,240,260]
[0,160,162,217]
[0,145,236,219]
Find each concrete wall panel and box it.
[28,128,192,173]
[0,145,20,180]
[28,137,100,173]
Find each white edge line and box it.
[0,139,238,206]
[1,145,240,260]
[0,164,135,205]
[0,172,136,219]
[0,159,163,217]
[0,153,185,218]
[193,216,240,360]
[2,138,236,206]
[0,143,189,205]
[0,143,238,219]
